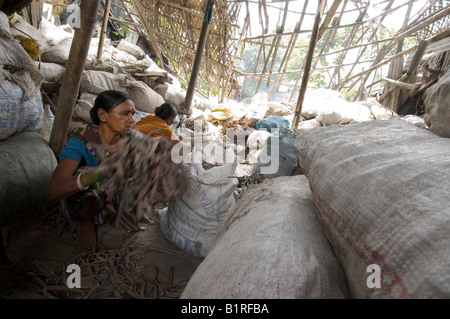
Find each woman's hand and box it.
[79,158,114,187]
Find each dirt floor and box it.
[0,201,204,299]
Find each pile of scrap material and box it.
[100,132,189,216]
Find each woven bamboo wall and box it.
[114,0,243,101]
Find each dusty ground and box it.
[0,201,204,299]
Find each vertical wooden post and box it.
[49,0,101,158]
[181,0,214,115]
[97,0,111,60]
[292,0,326,127]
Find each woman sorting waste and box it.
[132,102,180,142]
[46,90,152,252]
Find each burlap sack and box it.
[294,118,450,298]
[181,175,350,299]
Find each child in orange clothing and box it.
[133,103,179,142]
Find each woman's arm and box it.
[46,158,82,202]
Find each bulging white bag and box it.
[160,148,238,257]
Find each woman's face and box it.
[100,99,136,134]
[165,116,175,126]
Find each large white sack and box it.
[301,88,344,119]
[80,69,129,94]
[79,70,164,113]
[265,101,293,117]
[294,118,450,298]
[159,148,238,257]
[181,175,350,299]
[116,39,145,59]
[316,100,373,126]
[35,61,66,82]
[175,119,225,152]
[359,98,397,120]
[40,37,74,65]
[73,92,97,124]
[400,114,428,130]
[163,73,185,106]
[39,17,73,46]
[41,37,104,65]
[0,10,9,32]
[126,80,165,114]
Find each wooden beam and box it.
[49,0,101,158]
[182,0,214,114]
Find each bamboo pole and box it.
[329,1,366,88]
[266,0,290,90]
[311,15,339,71]
[275,0,308,94]
[317,0,343,41]
[288,0,310,102]
[131,0,165,69]
[340,0,394,89]
[342,28,450,93]
[333,45,417,90]
[382,78,415,90]
[181,0,214,115]
[393,5,450,44]
[49,0,101,158]
[292,0,326,127]
[97,0,111,60]
[346,3,450,93]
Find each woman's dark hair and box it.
[155,103,178,121]
[90,90,131,125]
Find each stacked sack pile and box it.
[0,10,57,227]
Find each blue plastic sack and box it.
[255,115,291,131]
